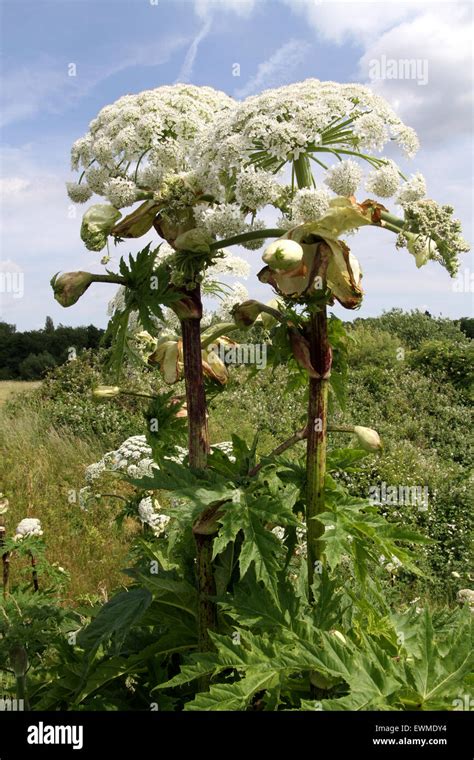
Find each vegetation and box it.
[0,310,471,710]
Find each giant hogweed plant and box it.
[47,82,472,710]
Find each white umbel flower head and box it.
[234,167,279,210]
[290,187,331,223]
[104,178,138,208]
[365,161,400,198]
[194,203,247,238]
[67,84,234,205]
[324,160,363,197]
[395,173,427,206]
[14,518,43,541]
[66,182,93,203]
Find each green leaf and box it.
[77,588,152,654]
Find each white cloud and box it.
[195,0,257,18]
[283,0,460,45]
[176,18,212,83]
[234,39,311,98]
[358,6,473,142]
[0,36,188,128]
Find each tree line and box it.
[0,318,104,380]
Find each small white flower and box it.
[14,518,43,541]
[66,182,93,203]
[395,173,426,206]
[290,187,331,223]
[324,160,362,197]
[104,178,138,208]
[365,161,400,198]
[234,167,279,210]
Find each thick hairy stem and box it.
[291,154,331,595]
[0,526,10,597]
[180,295,216,654]
[30,552,39,592]
[16,675,29,710]
[306,307,331,593]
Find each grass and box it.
[0,406,137,604]
[0,380,41,406]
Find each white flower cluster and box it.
[234,167,280,210]
[290,187,331,223]
[67,84,234,205]
[379,553,402,575]
[85,436,235,484]
[137,496,171,537]
[193,203,247,238]
[324,160,362,197]
[14,518,43,541]
[197,79,419,204]
[67,79,424,251]
[85,435,155,482]
[395,173,427,206]
[207,250,250,279]
[365,160,400,198]
[214,283,250,322]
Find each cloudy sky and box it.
[0,0,472,330]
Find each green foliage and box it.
[0,320,103,380]
[409,339,474,394]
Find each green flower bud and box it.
[81,204,122,252]
[174,228,213,253]
[353,425,382,452]
[262,239,304,271]
[111,200,159,239]
[401,231,438,268]
[92,386,121,398]
[231,300,265,328]
[51,271,95,307]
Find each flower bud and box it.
[51,271,95,307]
[402,231,438,268]
[149,340,183,384]
[231,300,265,328]
[174,228,213,253]
[353,425,382,452]
[111,200,159,239]
[92,386,121,398]
[80,204,122,252]
[262,239,304,271]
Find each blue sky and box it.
[0,0,472,330]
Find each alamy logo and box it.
[27,722,84,750]
[368,482,429,511]
[0,697,24,711]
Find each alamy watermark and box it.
[369,482,429,511]
[0,270,24,299]
[368,55,428,86]
[207,342,267,370]
[0,696,25,711]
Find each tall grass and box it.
[0,406,133,603]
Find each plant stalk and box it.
[305,306,331,592]
[292,155,331,596]
[180,288,216,655]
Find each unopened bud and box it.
[51,271,95,307]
